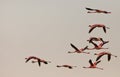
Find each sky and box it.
[0,0,120,77]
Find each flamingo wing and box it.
[89,27,96,33]
[68,66,72,69]
[91,41,98,48]
[107,54,111,61]
[83,46,88,50]
[89,59,94,66]
[89,37,97,43]
[38,61,41,67]
[88,39,93,43]
[95,60,101,65]
[103,11,109,13]
[96,54,104,61]
[102,41,109,46]
[100,38,104,43]
[85,7,94,11]
[103,27,106,33]
[43,61,48,64]
[70,43,79,51]
[25,58,32,63]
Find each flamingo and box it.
[25,56,51,67]
[87,37,105,43]
[83,59,103,70]
[94,51,117,61]
[85,7,111,14]
[68,43,90,54]
[88,24,110,33]
[56,64,77,69]
[87,41,109,50]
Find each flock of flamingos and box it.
[25,7,117,70]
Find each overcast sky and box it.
[0,0,120,77]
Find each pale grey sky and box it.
[0,0,120,77]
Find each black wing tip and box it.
[44,61,48,64]
[85,7,93,10]
[88,29,93,33]
[88,31,91,33]
[96,58,99,61]
[89,59,92,62]
[70,43,73,46]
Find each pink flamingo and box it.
[88,24,110,33]
[94,51,117,61]
[83,59,103,70]
[68,43,90,54]
[25,56,51,66]
[87,41,109,50]
[85,7,111,14]
[56,64,77,69]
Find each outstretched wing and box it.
[102,41,109,46]
[89,27,96,33]
[38,61,41,67]
[95,60,101,65]
[25,58,32,63]
[107,54,111,61]
[70,43,79,51]
[89,59,94,66]
[91,41,98,47]
[100,38,104,43]
[89,37,97,43]
[103,27,106,33]
[83,46,88,50]
[85,7,94,10]
[96,55,104,61]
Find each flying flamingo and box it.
[87,41,109,50]
[85,7,111,14]
[83,59,103,70]
[56,64,77,69]
[94,51,117,61]
[68,43,90,54]
[87,37,105,43]
[25,56,51,67]
[88,24,110,33]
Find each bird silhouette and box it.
[56,64,77,69]
[88,24,110,33]
[94,51,117,61]
[68,43,90,54]
[83,59,103,70]
[85,7,111,14]
[25,56,51,67]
